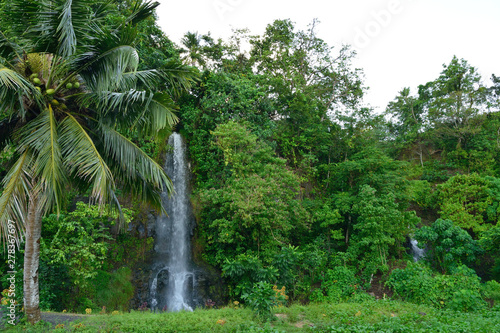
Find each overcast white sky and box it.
[156,0,500,111]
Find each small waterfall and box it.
[410,238,425,262]
[150,133,194,312]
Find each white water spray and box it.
[150,133,194,312]
[410,238,425,262]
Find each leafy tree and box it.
[198,122,308,264]
[312,203,343,253]
[351,185,419,268]
[94,267,134,311]
[222,253,278,299]
[387,263,486,311]
[42,202,133,295]
[179,71,275,189]
[487,74,500,111]
[415,219,481,274]
[485,176,500,224]
[386,87,425,139]
[418,56,488,149]
[249,19,364,173]
[385,87,428,164]
[241,281,287,319]
[311,266,361,303]
[327,147,413,247]
[479,225,500,280]
[464,111,500,175]
[436,173,496,233]
[0,0,195,323]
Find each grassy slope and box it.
[4,300,500,332]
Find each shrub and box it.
[242,281,287,319]
[222,254,278,299]
[387,263,487,311]
[447,289,487,312]
[386,263,435,305]
[415,218,481,273]
[311,266,360,303]
[482,280,500,306]
[95,267,134,311]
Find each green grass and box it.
[3,300,500,332]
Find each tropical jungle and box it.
[0,0,499,332]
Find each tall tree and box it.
[179,31,220,68]
[0,0,196,323]
[385,87,428,164]
[418,56,488,149]
[198,121,308,264]
[488,74,500,111]
[248,19,364,172]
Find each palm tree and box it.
[0,0,196,324]
[180,31,207,67]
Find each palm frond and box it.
[0,31,21,66]
[2,0,43,42]
[0,67,31,90]
[75,43,140,92]
[119,69,165,91]
[97,123,172,210]
[83,89,152,117]
[16,0,59,54]
[124,1,160,27]
[79,90,178,135]
[0,66,42,119]
[16,107,67,214]
[157,59,199,97]
[56,0,78,57]
[0,151,33,246]
[5,0,101,56]
[120,60,198,94]
[144,92,179,132]
[58,112,115,207]
[58,0,108,57]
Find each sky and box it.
[156,0,500,112]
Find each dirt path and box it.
[0,311,88,329]
[41,312,88,326]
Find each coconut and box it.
[46,89,55,95]
[30,73,39,79]
[35,87,41,92]
[66,83,73,89]
[73,82,80,89]
[33,78,41,85]
[50,99,59,106]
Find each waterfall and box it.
[150,133,194,312]
[410,238,425,262]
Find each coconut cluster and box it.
[29,72,81,110]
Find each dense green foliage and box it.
[4,300,500,332]
[1,0,500,328]
[0,0,192,323]
[173,18,500,320]
[0,200,151,314]
[177,18,500,314]
[387,263,488,311]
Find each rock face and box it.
[191,262,227,308]
[129,134,227,311]
[128,211,156,240]
[129,222,227,310]
[130,255,227,310]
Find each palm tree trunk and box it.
[23,194,42,324]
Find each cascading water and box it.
[410,238,425,262]
[150,133,194,312]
